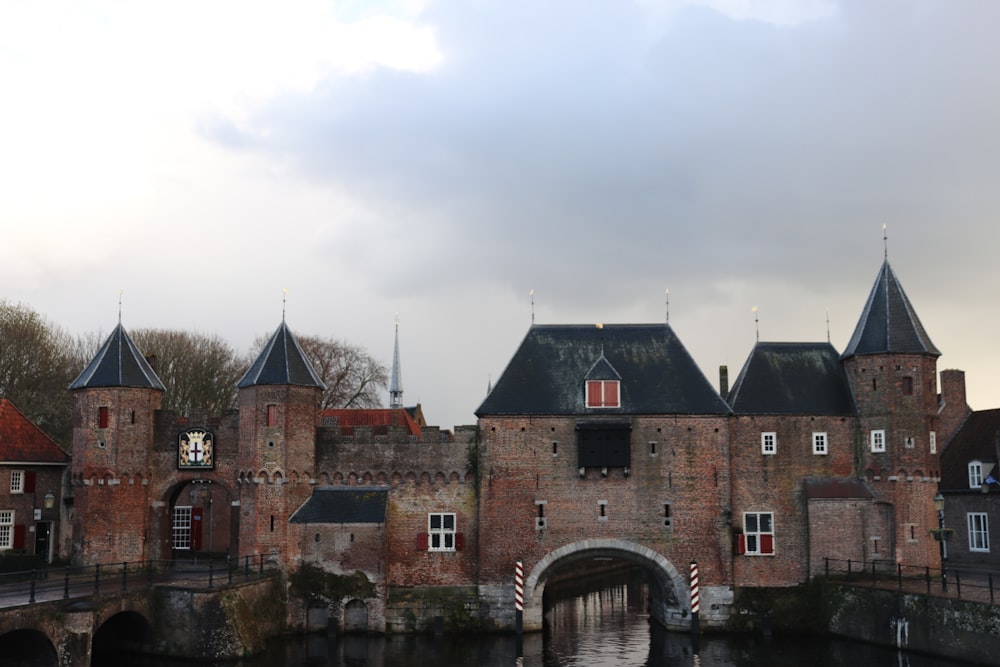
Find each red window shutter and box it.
[605,382,620,408]
[736,533,746,555]
[761,534,774,554]
[13,525,25,549]
[23,472,36,493]
[586,382,600,407]
[417,533,429,551]
[455,533,465,551]
[98,406,109,429]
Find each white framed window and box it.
[968,512,990,552]
[969,460,984,489]
[812,432,828,455]
[0,511,13,550]
[172,506,192,550]
[870,429,886,453]
[586,380,620,408]
[9,471,23,494]
[742,512,774,555]
[761,432,776,455]
[428,513,456,551]
[929,431,937,454]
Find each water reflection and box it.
[94,565,973,667]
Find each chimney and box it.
[719,365,729,398]
[938,369,971,445]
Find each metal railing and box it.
[0,553,278,609]
[821,557,1000,604]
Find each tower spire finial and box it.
[118,290,123,325]
[665,288,670,323]
[826,307,831,344]
[752,306,759,342]
[389,315,403,409]
[883,224,888,260]
[530,289,535,325]
[282,288,288,322]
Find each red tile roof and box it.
[322,408,422,437]
[0,399,70,463]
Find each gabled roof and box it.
[727,342,856,415]
[804,477,875,500]
[476,324,731,416]
[69,323,165,391]
[0,399,69,463]
[940,408,1000,491]
[842,260,940,359]
[237,321,325,389]
[323,408,422,436]
[290,487,388,524]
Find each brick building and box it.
[64,257,961,632]
[0,398,69,564]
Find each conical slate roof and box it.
[69,323,165,391]
[237,321,326,389]
[841,260,940,359]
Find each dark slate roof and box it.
[804,477,875,500]
[727,342,856,415]
[940,409,1000,491]
[842,260,940,359]
[237,321,326,389]
[0,399,70,463]
[475,324,731,416]
[69,323,165,391]
[289,487,388,524]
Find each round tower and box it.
[69,323,164,565]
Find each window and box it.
[761,432,776,455]
[173,506,192,550]
[428,513,456,551]
[266,404,277,427]
[929,431,937,455]
[577,422,631,470]
[742,512,775,555]
[98,406,109,429]
[586,380,620,408]
[870,430,886,453]
[902,376,913,395]
[812,432,828,455]
[0,511,13,550]
[969,513,990,552]
[969,460,984,489]
[9,471,23,494]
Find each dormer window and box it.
[586,380,620,408]
[969,460,984,489]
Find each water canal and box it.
[96,566,977,667]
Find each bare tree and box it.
[131,329,244,415]
[0,301,80,447]
[291,334,389,410]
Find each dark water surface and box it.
[96,568,977,667]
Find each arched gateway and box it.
[522,539,689,632]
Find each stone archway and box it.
[158,479,237,561]
[522,539,690,632]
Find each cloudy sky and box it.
[2,0,999,429]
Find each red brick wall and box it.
[477,415,732,589]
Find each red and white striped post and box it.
[515,560,524,637]
[690,561,700,636]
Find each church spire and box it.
[389,316,403,409]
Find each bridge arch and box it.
[523,539,689,632]
[0,628,57,666]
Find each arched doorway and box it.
[344,599,369,633]
[165,480,237,560]
[523,539,688,632]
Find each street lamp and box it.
[43,492,55,510]
[934,492,947,592]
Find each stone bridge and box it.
[0,574,281,666]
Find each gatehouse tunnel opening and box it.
[0,628,58,667]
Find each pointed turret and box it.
[69,323,165,391]
[237,321,325,389]
[389,319,403,409]
[841,260,940,360]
